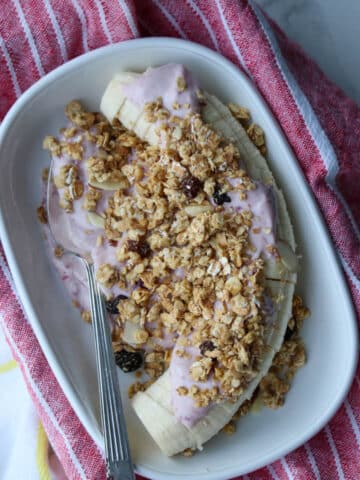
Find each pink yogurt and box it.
[226,179,276,259]
[170,344,214,428]
[48,129,131,308]
[122,63,200,119]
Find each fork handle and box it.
[84,260,135,480]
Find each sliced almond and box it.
[89,178,129,191]
[122,320,143,345]
[184,205,212,217]
[277,240,298,273]
[87,212,105,228]
[172,126,183,141]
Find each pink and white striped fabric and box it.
[0,1,359,479]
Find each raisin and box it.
[127,239,151,258]
[115,349,143,373]
[181,175,203,199]
[285,327,295,341]
[213,184,231,205]
[105,294,128,314]
[199,340,215,355]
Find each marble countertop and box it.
[256,0,360,105]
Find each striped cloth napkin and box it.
[0,1,359,479]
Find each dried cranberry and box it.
[127,239,151,258]
[115,349,143,372]
[181,175,203,199]
[213,184,231,205]
[199,340,215,355]
[105,294,128,314]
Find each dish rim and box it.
[0,37,358,479]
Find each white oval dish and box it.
[0,38,357,480]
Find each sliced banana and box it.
[100,73,297,456]
[100,72,140,121]
[100,72,159,145]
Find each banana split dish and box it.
[39,64,308,456]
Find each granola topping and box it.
[41,64,307,433]
[44,97,274,418]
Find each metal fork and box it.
[46,161,135,480]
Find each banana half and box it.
[100,69,298,456]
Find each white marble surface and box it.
[256,0,360,105]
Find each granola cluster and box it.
[43,101,134,213]
[258,295,308,408]
[228,102,266,155]
[217,295,309,440]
